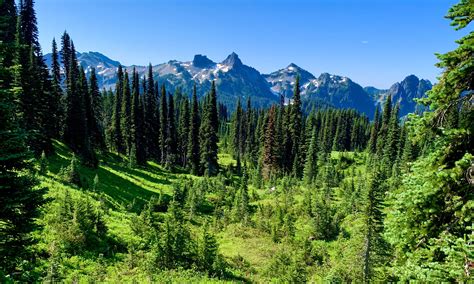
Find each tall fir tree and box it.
[165,91,177,168]
[130,68,146,166]
[88,68,105,150]
[159,84,168,163]
[15,0,52,154]
[187,84,201,175]
[367,107,380,154]
[262,105,278,180]
[0,0,46,276]
[290,76,303,177]
[110,65,125,154]
[303,128,318,185]
[178,96,190,167]
[144,64,160,161]
[199,81,219,176]
[49,38,63,138]
[121,71,132,155]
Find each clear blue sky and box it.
[36,0,463,88]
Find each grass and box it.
[38,140,368,282]
[44,140,186,212]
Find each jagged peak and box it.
[192,54,215,68]
[222,52,242,67]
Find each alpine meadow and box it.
[1,0,473,282]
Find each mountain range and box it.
[43,51,432,118]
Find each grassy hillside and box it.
[34,140,369,282]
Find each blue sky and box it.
[36,0,463,88]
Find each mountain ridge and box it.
[43,51,432,117]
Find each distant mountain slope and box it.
[43,51,432,117]
[367,75,432,117]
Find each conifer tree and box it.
[165,91,177,168]
[262,105,278,180]
[130,69,146,165]
[382,103,400,174]
[303,128,318,184]
[376,95,392,155]
[60,31,72,80]
[63,43,88,155]
[187,84,201,175]
[15,0,52,154]
[110,65,124,154]
[144,64,160,161]
[121,71,132,154]
[290,76,303,177]
[159,84,168,163]
[0,9,46,272]
[199,81,219,176]
[232,98,243,157]
[367,107,380,154]
[178,97,190,167]
[88,68,105,150]
[363,168,388,282]
[50,38,63,138]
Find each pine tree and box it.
[382,103,400,175]
[144,64,160,161]
[262,105,278,180]
[303,128,318,184]
[15,0,52,154]
[199,82,219,176]
[385,3,473,280]
[165,91,177,168]
[63,43,89,157]
[187,84,201,175]
[60,31,71,81]
[88,68,105,150]
[50,38,63,138]
[130,69,146,166]
[363,168,388,282]
[159,84,168,163]
[121,71,132,155]
[198,222,219,274]
[110,65,124,154]
[376,95,392,155]
[178,97,190,167]
[0,0,17,73]
[232,169,250,223]
[290,76,303,177]
[0,23,46,274]
[367,107,380,154]
[232,98,243,157]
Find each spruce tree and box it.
[121,71,132,155]
[130,68,146,166]
[262,105,278,180]
[303,128,318,185]
[0,27,46,274]
[165,91,177,168]
[178,97,190,167]
[15,0,52,154]
[367,107,380,154]
[232,98,242,157]
[88,68,105,150]
[110,65,124,154]
[144,64,159,161]
[187,84,201,175]
[50,38,63,138]
[290,76,303,177]
[376,95,392,155]
[63,43,88,155]
[159,84,168,163]
[199,81,219,176]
